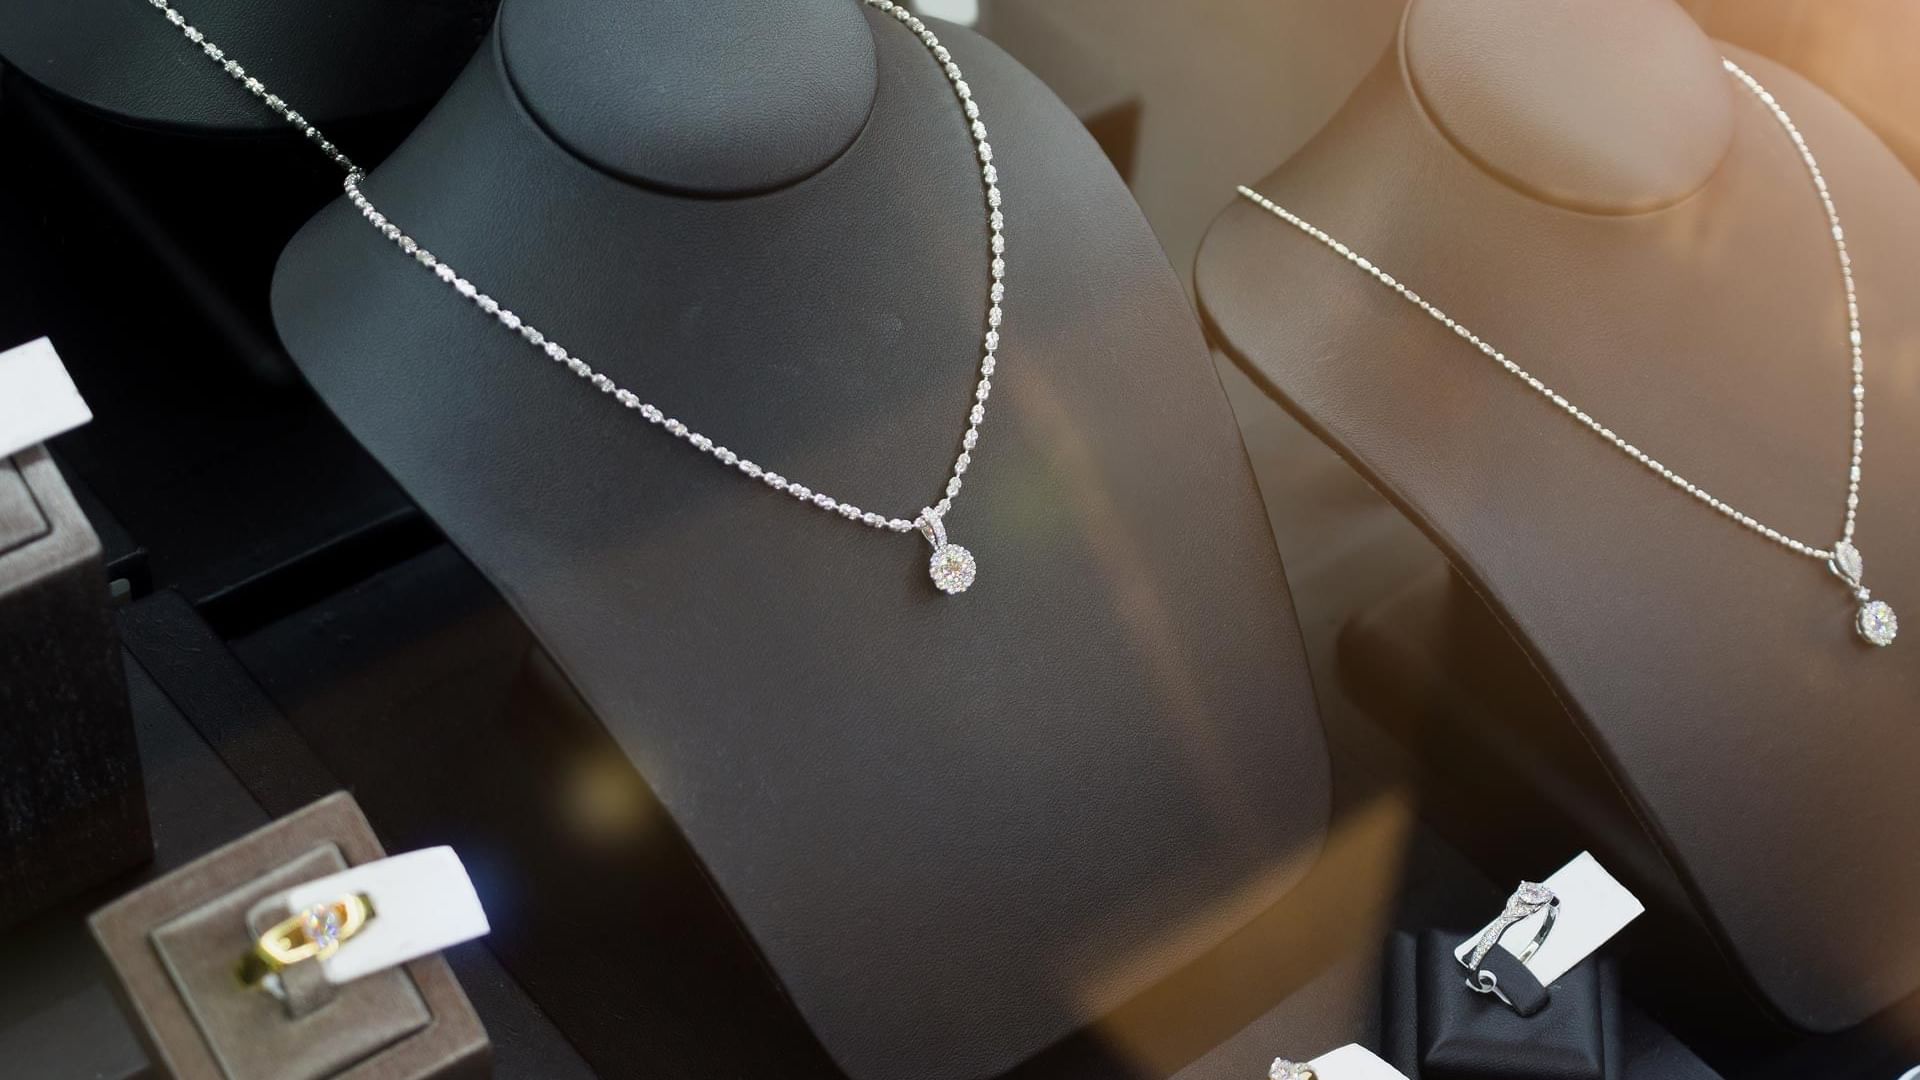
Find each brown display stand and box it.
[1196,0,1920,1035]
[90,793,488,1080]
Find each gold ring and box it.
[237,894,375,987]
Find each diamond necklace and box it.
[1238,58,1897,647]
[143,0,1002,596]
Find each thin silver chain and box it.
[144,0,1004,538]
[1239,59,1863,567]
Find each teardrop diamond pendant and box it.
[919,508,976,596]
[1831,540,1897,647]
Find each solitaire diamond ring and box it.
[237,893,376,988]
[1465,880,1559,971]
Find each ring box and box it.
[89,792,488,1080]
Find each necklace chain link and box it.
[144,0,1004,540]
[1240,58,1900,645]
[1239,59,1863,567]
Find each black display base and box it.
[1378,930,1719,1080]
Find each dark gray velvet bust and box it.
[1199,0,1920,1035]
[272,2,1330,1077]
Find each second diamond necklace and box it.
[1238,58,1897,647]
[144,0,1003,595]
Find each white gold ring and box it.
[1464,880,1559,972]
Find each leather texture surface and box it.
[499,0,877,194]
[152,845,430,1080]
[1419,930,1608,1079]
[271,7,1327,1080]
[1197,7,1920,1032]
[1381,930,1721,1080]
[0,0,494,132]
[1466,946,1553,1020]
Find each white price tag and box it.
[280,847,489,985]
[0,338,91,458]
[1307,1045,1409,1080]
[1453,852,1643,985]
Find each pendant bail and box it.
[1829,539,1865,588]
[917,507,947,550]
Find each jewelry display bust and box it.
[1197,0,1920,1035]
[272,2,1328,1078]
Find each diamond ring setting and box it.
[1465,880,1559,971]
[238,893,376,988]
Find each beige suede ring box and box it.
[89,792,490,1080]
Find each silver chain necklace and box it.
[145,0,1002,595]
[1239,58,1897,647]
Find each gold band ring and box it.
[237,894,375,987]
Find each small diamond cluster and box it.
[1239,58,1866,570]
[144,0,1005,543]
[1513,881,1553,909]
[1268,1059,1315,1080]
[929,544,978,594]
[1858,600,1898,647]
[299,903,344,955]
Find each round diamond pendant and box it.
[917,507,975,596]
[929,544,976,594]
[1857,600,1898,647]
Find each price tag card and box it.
[1453,851,1643,985]
[1307,1045,1409,1080]
[0,338,91,458]
[279,846,490,985]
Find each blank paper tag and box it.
[0,338,91,458]
[1453,851,1643,985]
[1308,1044,1410,1080]
[280,847,489,985]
